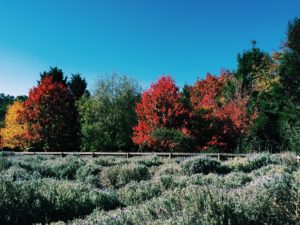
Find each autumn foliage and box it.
[21,76,79,151]
[133,76,189,150]
[192,73,256,150]
[0,101,29,149]
[0,72,257,152]
[132,73,256,151]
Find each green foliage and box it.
[1,19,300,154]
[280,120,300,154]
[287,17,300,54]
[279,52,300,103]
[245,110,283,152]
[152,128,193,152]
[78,73,141,151]
[270,18,300,154]
[179,84,193,112]
[236,41,271,92]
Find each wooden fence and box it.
[3,151,298,162]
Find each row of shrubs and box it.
[0,177,121,225]
[0,153,299,225]
[51,169,300,225]
[117,161,292,206]
[3,153,293,186]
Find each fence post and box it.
[217,153,220,161]
[169,152,172,159]
[126,153,130,159]
[0,156,8,171]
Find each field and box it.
[0,153,299,225]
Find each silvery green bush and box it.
[1,153,299,225]
[0,178,121,225]
[100,163,151,188]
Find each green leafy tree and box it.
[241,18,300,153]
[78,73,141,151]
[243,53,284,152]
[233,40,286,152]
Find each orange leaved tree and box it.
[0,101,29,150]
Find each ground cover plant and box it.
[0,153,299,225]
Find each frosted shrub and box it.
[100,163,150,188]
[181,156,230,175]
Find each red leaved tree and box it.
[21,76,80,151]
[190,72,256,150]
[132,76,189,151]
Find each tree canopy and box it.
[78,73,141,151]
[21,76,80,151]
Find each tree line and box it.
[0,18,299,153]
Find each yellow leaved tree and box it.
[0,101,29,150]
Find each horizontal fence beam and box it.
[1,151,299,161]
[10,151,252,159]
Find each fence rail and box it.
[13,151,249,158]
[0,151,298,161]
[0,151,299,162]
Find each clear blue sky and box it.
[0,0,299,96]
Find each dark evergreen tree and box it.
[279,18,300,103]
[68,74,89,100]
[15,95,28,102]
[0,94,15,128]
[277,17,300,154]
[39,67,67,85]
